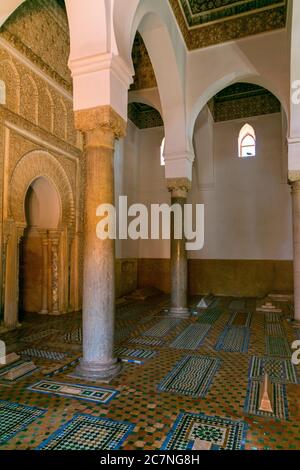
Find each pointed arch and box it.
[238,123,256,158]
[20,73,38,124]
[0,58,20,112]
[39,87,54,133]
[9,150,75,231]
[0,79,6,104]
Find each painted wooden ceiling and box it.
[169,0,287,49]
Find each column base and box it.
[289,319,300,327]
[74,357,122,382]
[0,321,22,333]
[49,310,60,316]
[39,310,48,315]
[167,307,190,318]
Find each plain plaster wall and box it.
[189,110,292,260]
[118,109,292,262]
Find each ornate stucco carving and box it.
[9,150,75,231]
[74,105,127,139]
[0,44,80,148]
[167,177,192,198]
[0,0,71,90]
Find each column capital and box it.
[167,177,191,198]
[289,171,300,185]
[290,179,300,193]
[16,225,25,244]
[74,105,127,139]
[48,230,61,243]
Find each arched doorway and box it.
[189,82,292,297]
[19,177,61,317]
[3,150,77,329]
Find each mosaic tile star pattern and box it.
[37,414,135,450]
[249,356,298,384]
[0,400,46,445]
[162,412,247,450]
[0,294,299,451]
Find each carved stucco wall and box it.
[0,0,84,318]
[0,0,71,89]
[0,45,79,146]
[9,150,75,230]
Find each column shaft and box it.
[74,106,126,381]
[170,196,188,315]
[167,179,191,318]
[292,181,300,321]
[3,223,24,329]
[39,232,49,314]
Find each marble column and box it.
[74,105,126,380]
[49,231,60,316]
[167,178,191,318]
[291,180,300,322]
[3,221,24,329]
[39,231,49,315]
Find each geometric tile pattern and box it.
[228,311,252,328]
[228,299,246,311]
[197,309,222,324]
[265,336,291,357]
[129,337,164,347]
[20,349,66,361]
[0,295,299,451]
[244,380,289,421]
[44,359,80,378]
[0,400,46,445]
[114,347,156,364]
[161,412,247,450]
[27,380,118,404]
[265,323,285,337]
[64,328,82,344]
[142,318,181,338]
[114,347,156,359]
[170,323,211,350]
[158,355,220,398]
[21,329,59,343]
[37,414,135,450]
[249,356,298,384]
[215,326,250,353]
[265,312,282,323]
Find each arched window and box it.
[160,137,165,166]
[0,80,6,105]
[238,123,256,158]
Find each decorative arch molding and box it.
[189,74,289,145]
[9,150,75,232]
